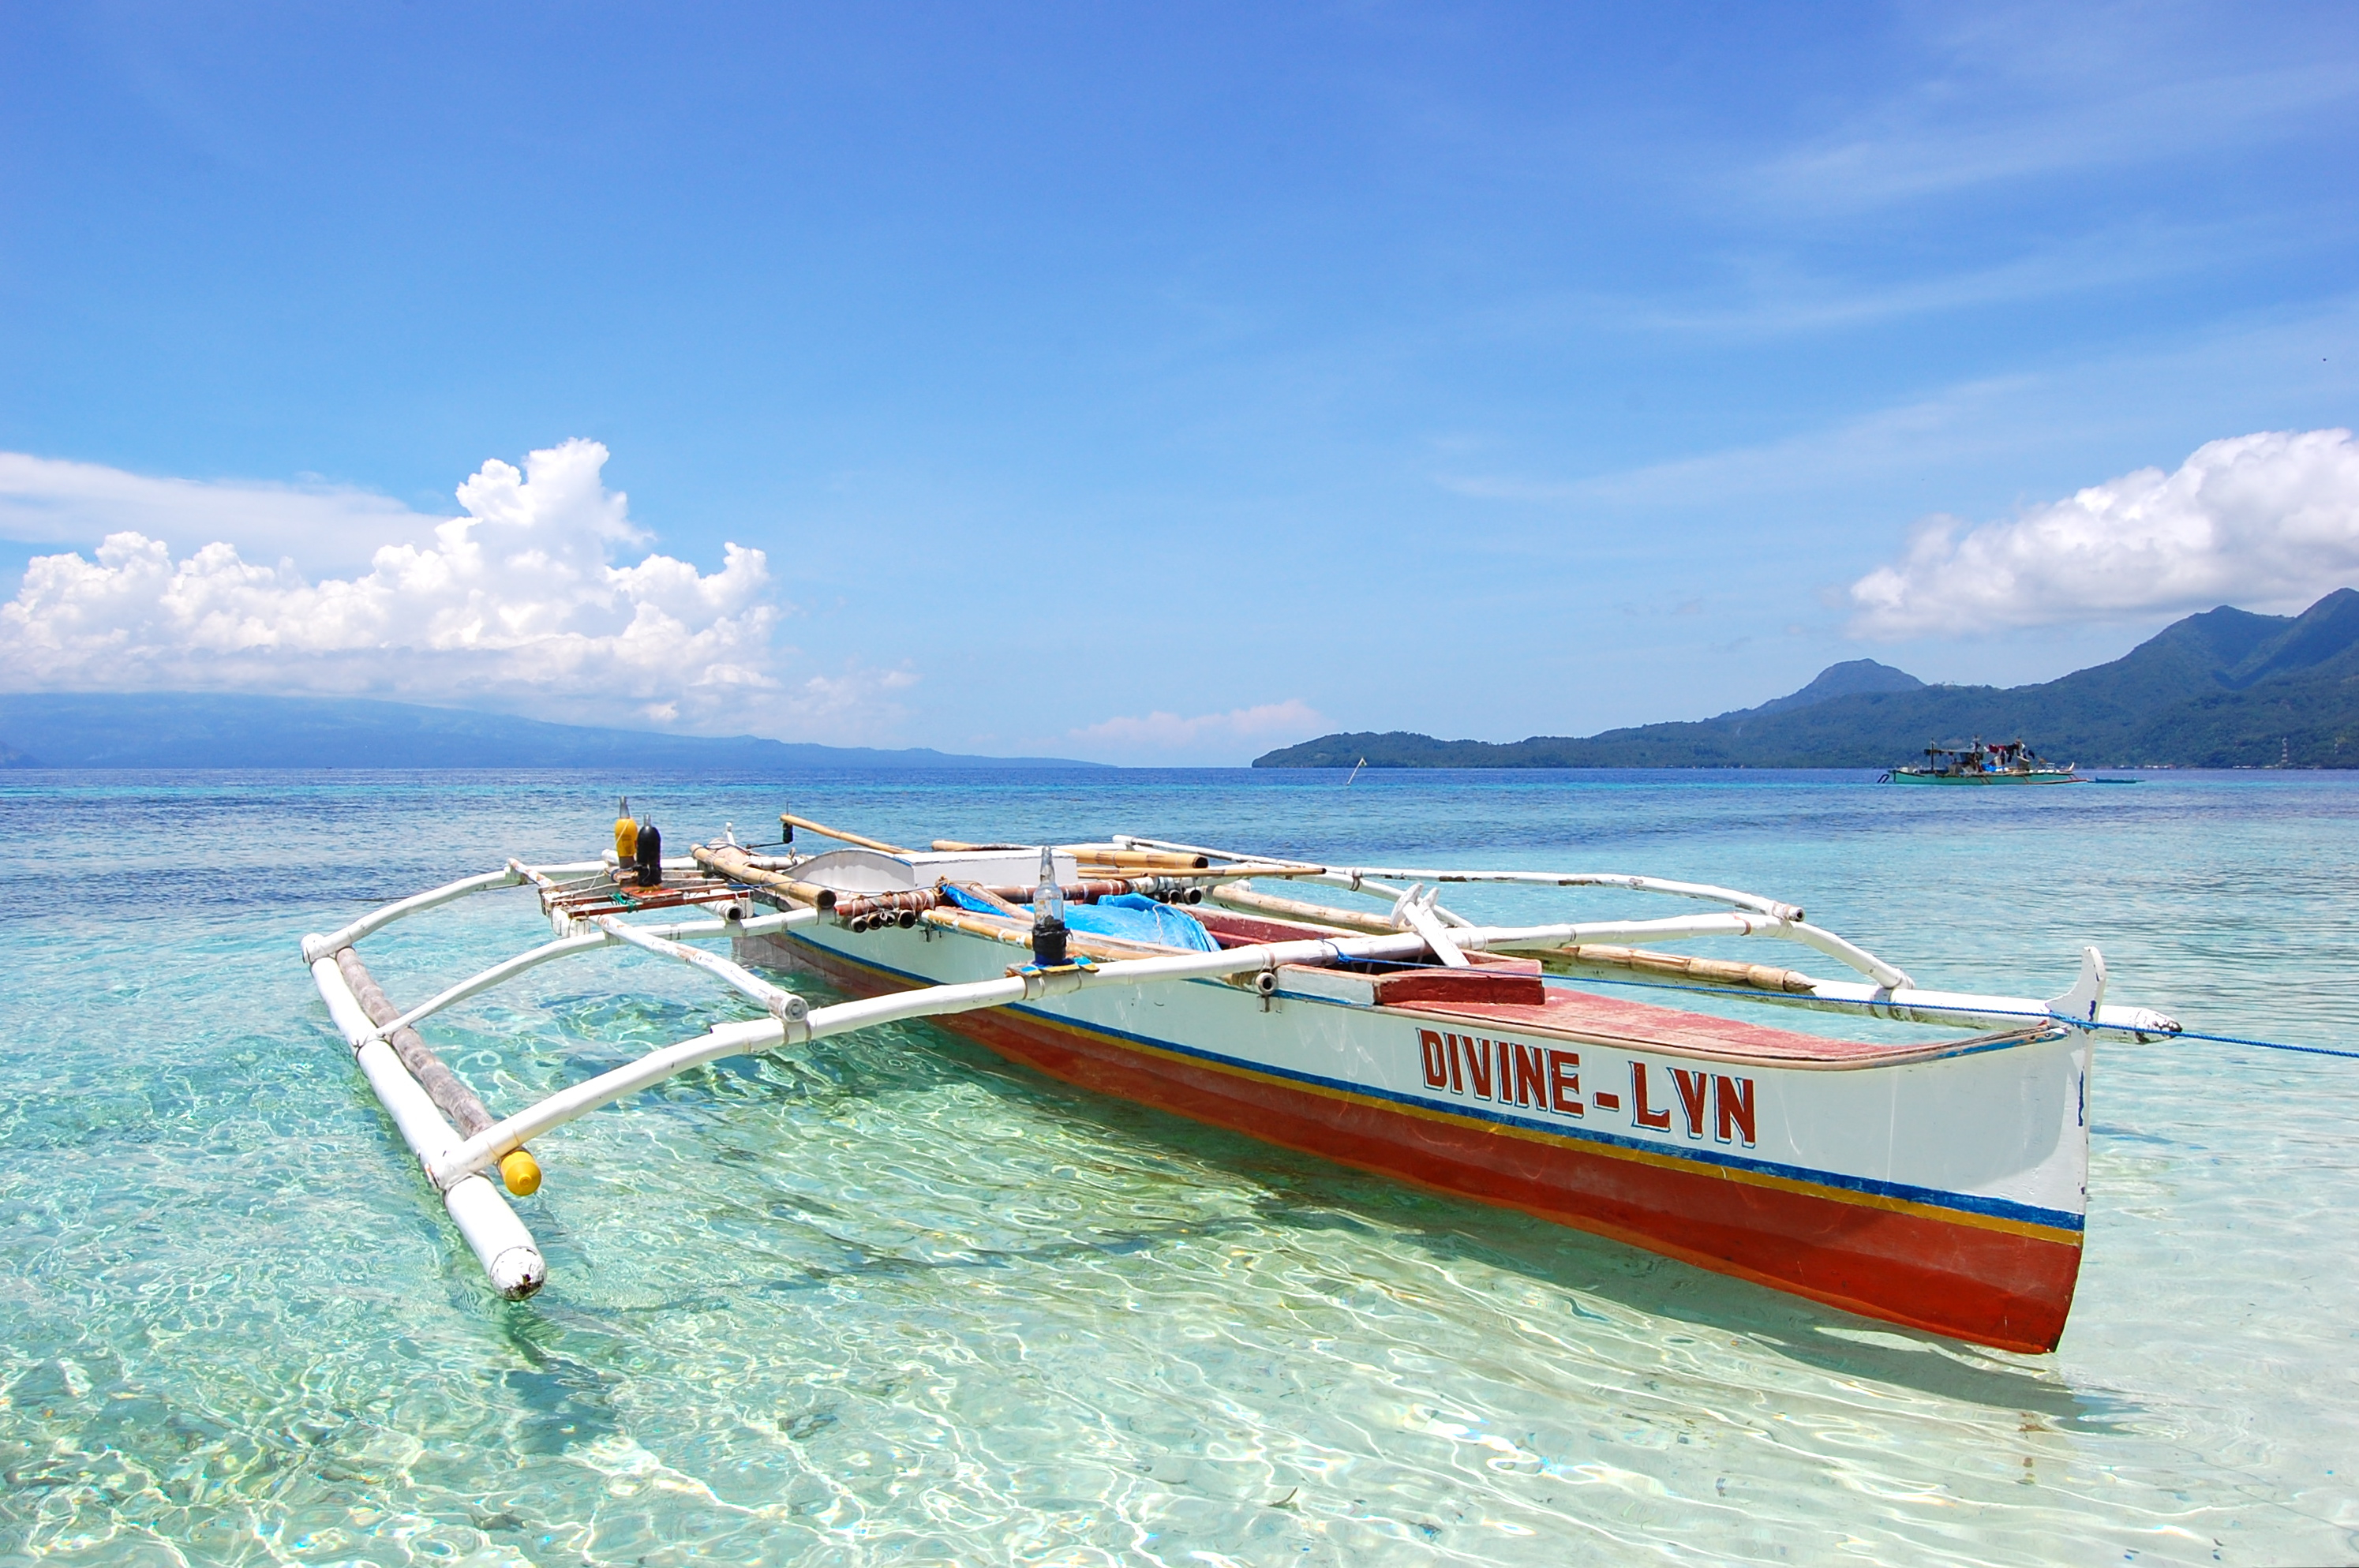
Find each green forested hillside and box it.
[1255,589,2359,769]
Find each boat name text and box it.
[1416,1028,1755,1147]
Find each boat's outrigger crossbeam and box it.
[1110,834,1810,922]
[301,830,2181,1301]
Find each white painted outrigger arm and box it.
[418,909,2180,1195]
[300,860,813,1300]
[359,905,826,1042]
[1111,833,1922,987]
[426,929,1442,1189]
[303,867,526,964]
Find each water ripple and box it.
[1,768,2353,1565]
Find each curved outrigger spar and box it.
[301,813,2179,1352]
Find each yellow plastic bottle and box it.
[499,1148,543,1196]
[613,797,638,864]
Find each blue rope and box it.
[2160,1030,2359,1061]
[1549,974,2359,1061]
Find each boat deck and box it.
[1405,988,2046,1065]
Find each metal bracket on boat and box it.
[1390,885,1471,968]
[1006,958,1098,1000]
[1219,957,1286,1009]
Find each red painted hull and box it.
[775,937,2081,1353]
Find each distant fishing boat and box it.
[1882,737,2079,784]
[301,809,2178,1353]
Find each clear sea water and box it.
[2,767,2356,1567]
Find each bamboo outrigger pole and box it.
[781,813,908,855]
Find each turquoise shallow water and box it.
[2,767,2356,1566]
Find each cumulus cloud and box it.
[1847,428,2359,638]
[0,439,912,737]
[1069,699,1324,757]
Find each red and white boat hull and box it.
[744,920,2089,1353]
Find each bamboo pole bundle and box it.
[694,843,837,910]
[831,888,947,922]
[920,907,1035,946]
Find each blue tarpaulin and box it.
[937,886,1222,952]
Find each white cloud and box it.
[1436,373,2042,512]
[0,451,437,566]
[1847,428,2359,638]
[1752,12,2359,211]
[1069,699,1324,757]
[0,439,917,739]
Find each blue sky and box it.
[2,2,2355,761]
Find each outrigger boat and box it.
[301,810,2179,1354]
[1882,737,2079,784]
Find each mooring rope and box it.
[1546,975,2359,1061]
[2160,1030,2359,1061]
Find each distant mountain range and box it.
[0,693,1101,769]
[1254,589,2359,769]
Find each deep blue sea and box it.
[3,768,2356,1566]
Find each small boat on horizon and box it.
[300,810,2180,1354]
[1882,737,2080,784]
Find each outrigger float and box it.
[301,810,2180,1353]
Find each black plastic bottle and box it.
[636,818,663,887]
